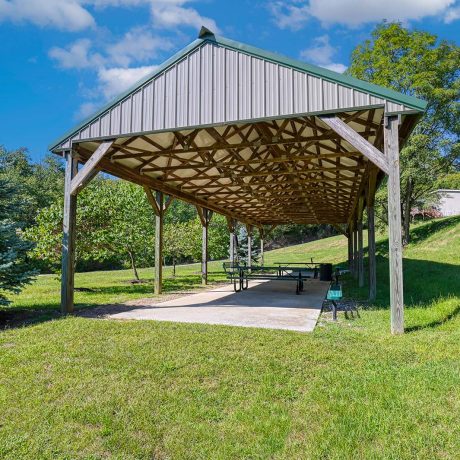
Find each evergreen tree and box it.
[236,225,260,265]
[0,178,37,305]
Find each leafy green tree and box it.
[0,178,37,305]
[25,179,154,279]
[436,172,460,189]
[348,22,460,243]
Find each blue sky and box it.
[1,0,459,161]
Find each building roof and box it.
[49,27,426,152]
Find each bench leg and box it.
[332,301,338,321]
[233,276,241,292]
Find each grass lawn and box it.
[0,217,459,459]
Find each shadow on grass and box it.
[345,253,460,332]
[405,304,460,333]
[1,273,227,330]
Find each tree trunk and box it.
[402,176,413,246]
[128,250,140,280]
[173,258,176,277]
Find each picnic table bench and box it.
[223,261,315,294]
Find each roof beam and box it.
[319,116,389,175]
[70,140,114,195]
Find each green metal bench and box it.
[327,282,343,321]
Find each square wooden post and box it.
[385,115,404,334]
[368,204,377,301]
[226,217,236,264]
[353,221,358,279]
[198,208,213,286]
[154,191,164,295]
[259,227,265,266]
[358,219,364,287]
[246,224,252,269]
[61,150,78,314]
[347,230,353,272]
[202,210,208,286]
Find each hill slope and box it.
[0,217,459,459]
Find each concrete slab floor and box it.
[109,279,330,332]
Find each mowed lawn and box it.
[1,217,459,459]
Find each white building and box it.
[436,190,460,216]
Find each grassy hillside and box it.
[0,217,459,459]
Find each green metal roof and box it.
[49,28,427,152]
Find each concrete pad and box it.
[109,279,330,332]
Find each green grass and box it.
[1,217,459,459]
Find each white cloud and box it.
[0,0,221,32]
[268,1,310,30]
[444,5,460,22]
[150,0,219,32]
[270,0,458,29]
[97,65,158,99]
[323,62,347,73]
[106,26,174,66]
[49,39,104,69]
[0,0,95,30]
[75,101,102,120]
[300,35,347,74]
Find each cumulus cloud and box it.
[74,101,102,120]
[74,64,158,119]
[268,1,310,31]
[300,35,347,73]
[444,5,460,22]
[106,26,174,66]
[150,0,219,32]
[49,39,104,69]
[97,65,158,99]
[270,0,458,29]
[0,0,219,33]
[0,0,95,30]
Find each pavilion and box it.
[50,27,427,334]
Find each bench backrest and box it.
[223,261,246,274]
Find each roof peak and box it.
[198,26,215,39]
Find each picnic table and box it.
[223,261,317,294]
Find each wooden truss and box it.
[73,110,388,227]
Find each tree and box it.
[163,221,196,276]
[0,178,37,305]
[0,147,64,228]
[25,179,154,279]
[236,225,260,265]
[348,22,460,244]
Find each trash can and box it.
[319,263,333,281]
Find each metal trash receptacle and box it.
[319,263,333,281]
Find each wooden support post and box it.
[385,115,404,334]
[246,224,252,269]
[198,207,213,285]
[347,230,353,272]
[155,191,164,295]
[353,221,358,279]
[259,227,265,266]
[226,217,236,264]
[367,169,378,301]
[368,204,376,301]
[358,219,364,287]
[144,186,166,295]
[61,150,78,314]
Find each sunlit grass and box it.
[0,216,459,459]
